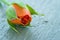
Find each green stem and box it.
[1,0,10,6]
[0,2,2,8]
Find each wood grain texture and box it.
[0,0,60,40]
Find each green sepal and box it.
[26,4,38,15]
[26,4,45,16]
[39,13,45,16]
[7,19,19,33]
[6,6,17,20]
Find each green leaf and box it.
[6,6,17,20]
[7,19,19,33]
[26,4,38,15]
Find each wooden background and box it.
[0,0,60,40]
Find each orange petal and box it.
[11,3,32,26]
[13,3,31,19]
[10,19,22,24]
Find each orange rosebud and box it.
[10,3,32,26]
